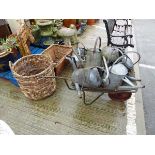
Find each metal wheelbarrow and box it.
[40,37,145,105]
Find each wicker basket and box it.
[9,54,56,100]
[42,44,73,75]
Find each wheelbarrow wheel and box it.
[108,92,132,102]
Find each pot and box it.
[87,19,96,25]
[63,19,76,28]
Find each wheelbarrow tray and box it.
[62,66,144,105]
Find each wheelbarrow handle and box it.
[117,85,145,91]
[126,75,141,81]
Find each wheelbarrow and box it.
[37,37,144,105]
[64,56,144,105]
[41,73,144,105]
[62,37,145,105]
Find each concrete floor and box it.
[134,20,155,134]
[0,20,143,135]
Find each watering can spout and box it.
[66,55,77,71]
[122,77,136,87]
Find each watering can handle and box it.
[93,36,102,52]
[125,51,141,65]
[102,56,109,82]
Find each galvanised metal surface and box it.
[0,21,128,135]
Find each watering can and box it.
[71,56,109,88]
[76,42,87,62]
[101,46,121,64]
[84,37,103,68]
[71,42,87,69]
[103,56,138,90]
[66,37,105,93]
[102,46,141,70]
[121,51,141,70]
[72,67,103,88]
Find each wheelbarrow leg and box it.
[64,79,82,97]
[64,79,76,90]
[82,90,105,105]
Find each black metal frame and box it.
[103,19,134,48]
[115,19,132,27]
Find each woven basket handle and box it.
[93,36,101,53]
[9,61,13,70]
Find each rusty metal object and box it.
[108,92,132,102]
